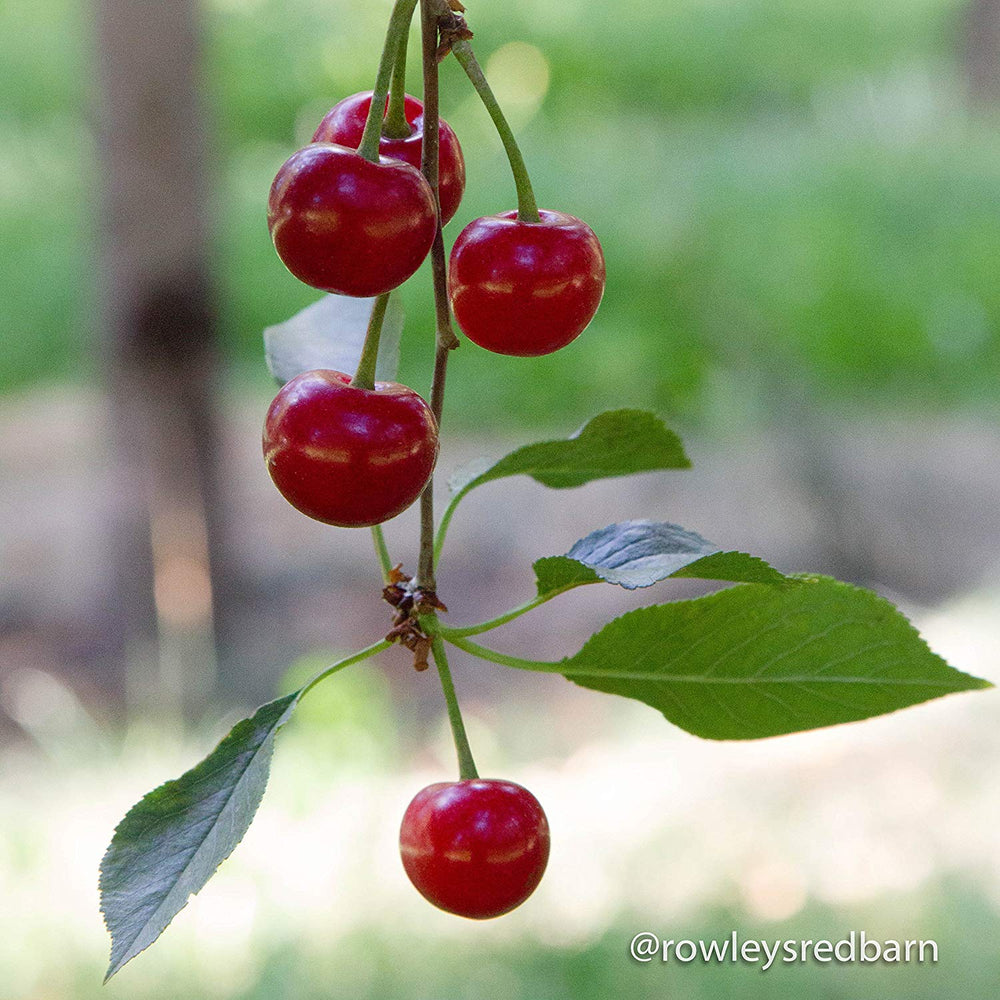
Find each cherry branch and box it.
[416,0,459,592]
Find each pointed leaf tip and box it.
[264,293,404,384]
[547,576,989,740]
[100,692,299,979]
[534,520,788,595]
[448,409,690,501]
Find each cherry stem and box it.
[371,525,394,583]
[383,16,412,139]
[450,38,540,223]
[429,631,479,779]
[416,0,459,592]
[350,292,390,390]
[358,0,419,162]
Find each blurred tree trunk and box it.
[96,0,228,722]
[966,0,1000,103]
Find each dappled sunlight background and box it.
[3,0,1000,995]
[2,597,998,997]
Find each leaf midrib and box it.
[561,669,971,686]
[106,712,285,976]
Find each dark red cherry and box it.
[399,779,550,919]
[448,209,606,356]
[267,143,436,296]
[313,91,466,224]
[263,370,438,527]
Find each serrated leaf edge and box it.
[554,576,991,739]
[99,692,300,980]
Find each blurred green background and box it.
[5,0,1000,426]
[2,0,999,997]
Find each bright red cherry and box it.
[399,779,550,919]
[447,209,606,357]
[267,143,436,296]
[263,370,438,527]
[313,91,466,225]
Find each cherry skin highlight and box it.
[399,779,550,919]
[447,209,606,357]
[263,370,439,528]
[267,143,436,296]
[313,91,466,225]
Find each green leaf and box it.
[533,555,603,593]
[99,692,300,980]
[669,550,788,585]
[534,520,787,595]
[264,293,404,384]
[448,410,689,497]
[550,576,991,740]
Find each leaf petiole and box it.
[437,581,594,638]
[443,633,558,672]
[299,639,393,700]
[432,491,463,570]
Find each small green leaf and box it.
[534,520,788,595]
[435,412,691,570]
[100,692,300,980]
[669,550,788,585]
[549,576,991,740]
[264,293,404,384]
[533,555,602,594]
[448,410,689,497]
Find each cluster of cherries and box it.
[263,89,605,532]
[262,87,603,918]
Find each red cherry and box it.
[313,91,466,225]
[267,143,436,296]
[447,210,606,357]
[399,779,550,919]
[263,370,438,528]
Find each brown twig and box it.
[416,0,460,594]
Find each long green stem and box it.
[451,38,540,222]
[430,634,479,779]
[371,525,393,583]
[383,20,412,139]
[438,581,593,638]
[350,293,390,390]
[444,633,559,672]
[299,640,392,700]
[358,0,419,162]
